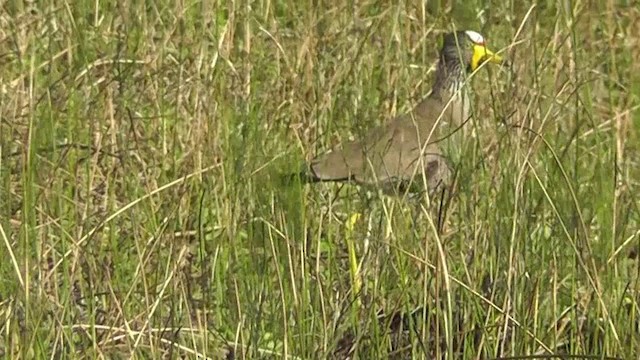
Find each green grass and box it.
[1,1,639,359]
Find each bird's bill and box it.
[471,44,503,71]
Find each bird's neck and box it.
[430,56,469,101]
[413,56,472,144]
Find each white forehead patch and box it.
[465,30,485,45]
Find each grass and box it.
[1,0,639,359]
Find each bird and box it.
[294,30,504,197]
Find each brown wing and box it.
[306,109,400,180]
[308,139,366,181]
[357,101,444,186]
[307,97,446,189]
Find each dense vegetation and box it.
[1,1,639,358]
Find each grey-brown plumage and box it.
[299,30,503,196]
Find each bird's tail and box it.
[279,166,320,186]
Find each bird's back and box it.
[308,95,453,194]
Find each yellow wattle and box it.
[471,44,502,71]
[471,44,487,71]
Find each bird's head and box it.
[440,30,504,72]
